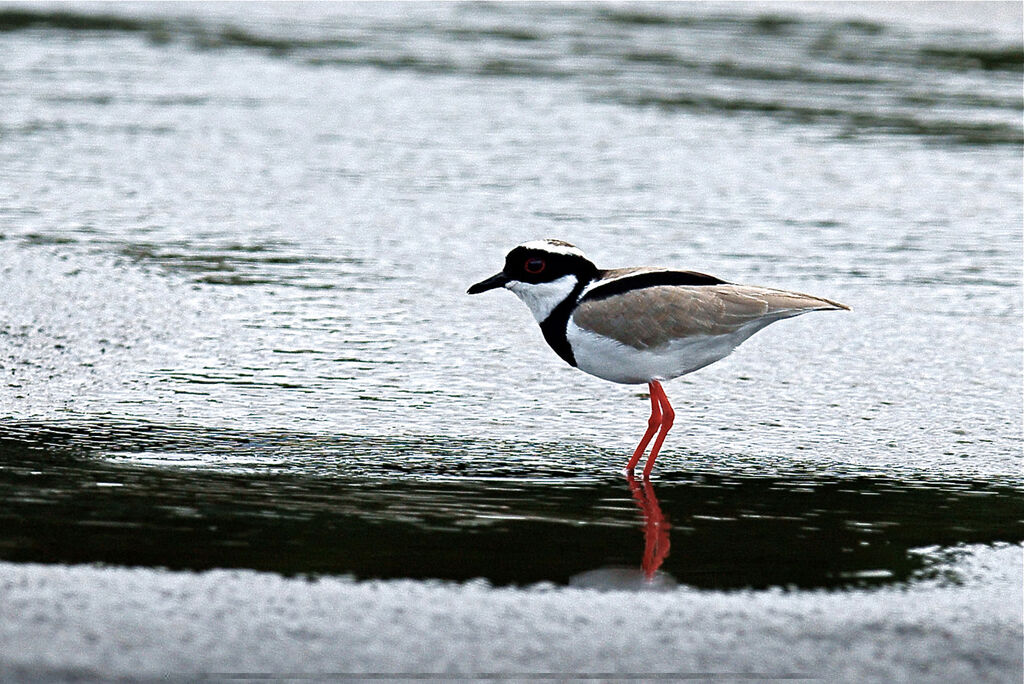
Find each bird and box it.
[467,239,849,478]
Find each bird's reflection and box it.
[627,472,671,579]
[569,473,674,589]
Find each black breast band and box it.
[538,279,590,368]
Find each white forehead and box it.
[516,239,588,258]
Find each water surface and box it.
[0,1,1021,589]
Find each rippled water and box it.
[0,1,1021,588]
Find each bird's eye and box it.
[524,258,546,274]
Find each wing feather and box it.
[572,284,848,349]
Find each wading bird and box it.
[468,239,848,478]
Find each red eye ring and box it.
[524,258,546,274]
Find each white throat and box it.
[506,275,579,323]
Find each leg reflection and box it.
[626,472,671,580]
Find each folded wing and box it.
[573,283,848,350]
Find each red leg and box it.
[642,381,675,479]
[625,382,662,472]
[626,472,671,579]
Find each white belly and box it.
[565,320,749,384]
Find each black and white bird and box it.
[468,239,849,478]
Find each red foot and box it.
[625,383,662,471]
[625,380,675,478]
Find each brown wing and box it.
[572,284,848,349]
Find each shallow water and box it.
[2,420,1023,589]
[0,1,1021,589]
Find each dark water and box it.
[0,2,1021,589]
[2,420,1022,589]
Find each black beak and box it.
[467,272,510,294]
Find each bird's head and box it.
[467,239,598,322]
